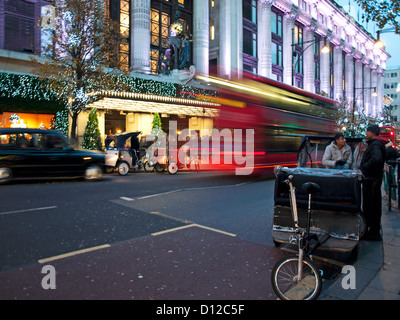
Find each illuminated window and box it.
[210,25,215,40]
[106,0,130,70]
[119,0,130,71]
[150,8,170,74]
[329,43,334,99]
[271,8,283,82]
[293,23,304,88]
[342,51,346,98]
[243,0,257,74]
[314,35,321,93]
[150,0,192,74]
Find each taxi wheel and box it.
[118,161,130,176]
[105,166,114,174]
[84,165,103,181]
[0,167,12,184]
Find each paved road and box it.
[0,170,339,300]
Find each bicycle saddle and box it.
[301,182,321,195]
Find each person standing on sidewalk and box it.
[360,125,386,241]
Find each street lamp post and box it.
[291,29,329,87]
[374,27,397,49]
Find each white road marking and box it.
[151,224,196,236]
[151,223,236,237]
[0,206,58,216]
[123,181,254,201]
[120,197,135,201]
[137,190,181,199]
[38,244,111,264]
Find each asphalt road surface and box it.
[0,170,341,300]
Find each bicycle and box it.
[271,175,330,300]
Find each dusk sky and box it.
[336,0,400,69]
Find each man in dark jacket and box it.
[360,125,386,240]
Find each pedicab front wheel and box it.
[271,254,322,300]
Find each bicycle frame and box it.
[285,175,330,283]
[285,175,305,281]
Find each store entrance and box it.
[105,110,126,135]
[161,114,189,135]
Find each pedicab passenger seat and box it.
[272,135,365,253]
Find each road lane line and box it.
[137,190,181,199]
[38,244,111,264]
[151,224,196,236]
[150,211,192,224]
[120,197,135,201]
[0,206,58,216]
[127,182,255,201]
[151,223,236,238]
[192,224,236,237]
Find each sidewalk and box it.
[321,201,400,300]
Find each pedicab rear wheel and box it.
[118,161,130,176]
[168,162,178,174]
[155,163,165,173]
[144,162,154,172]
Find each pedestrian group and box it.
[322,125,398,241]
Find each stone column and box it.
[230,0,243,78]
[354,59,364,109]
[193,0,209,76]
[364,64,371,115]
[303,24,315,93]
[377,71,384,115]
[257,0,274,78]
[219,0,231,78]
[283,11,296,86]
[320,37,330,95]
[334,45,343,101]
[345,53,354,109]
[371,69,378,116]
[218,0,242,79]
[131,0,151,74]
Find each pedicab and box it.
[272,135,367,257]
[150,137,200,175]
[105,132,145,175]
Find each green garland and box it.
[0,72,218,115]
[0,73,66,114]
[120,75,177,97]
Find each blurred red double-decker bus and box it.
[196,73,338,175]
[380,126,400,149]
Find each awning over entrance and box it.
[89,91,220,118]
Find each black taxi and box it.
[0,128,105,184]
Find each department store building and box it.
[0,0,390,140]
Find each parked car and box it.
[0,128,105,184]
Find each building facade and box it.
[0,0,391,140]
[384,68,400,122]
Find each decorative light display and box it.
[0,73,66,113]
[81,108,102,150]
